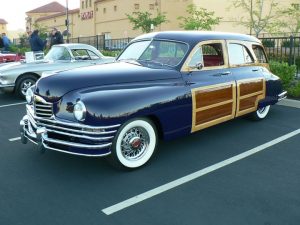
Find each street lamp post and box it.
[250,0,253,35]
[65,0,70,43]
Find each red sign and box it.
[81,11,93,20]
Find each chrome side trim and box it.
[0,83,15,88]
[37,122,117,135]
[45,128,114,141]
[42,133,111,149]
[42,142,111,157]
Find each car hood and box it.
[35,61,182,102]
[0,60,53,74]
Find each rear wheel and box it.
[250,105,271,120]
[109,118,158,169]
[16,75,37,99]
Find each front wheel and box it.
[109,118,158,169]
[250,105,271,120]
[16,75,37,99]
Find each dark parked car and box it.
[20,31,286,169]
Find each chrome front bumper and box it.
[20,105,120,157]
[278,91,287,101]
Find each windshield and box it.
[45,46,71,61]
[118,40,188,67]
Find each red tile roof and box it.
[35,8,80,22]
[0,18,8,24]
[26,1,66,13]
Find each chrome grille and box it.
[34,97,53,118]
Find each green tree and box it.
[126,11,168,33]
[178,4,221,31]
[32,23,49,40]
[280,4,300,34]
[230,0,283,37]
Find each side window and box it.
[202,43,224,67]
[72,49,91,60]
[228,43,254,65]
[88,50,101,60]
[252,45,268,63]
[188,48,203,67]
[188,42,225,68]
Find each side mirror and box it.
[189,62,203,71]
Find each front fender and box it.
[56,81,192,140]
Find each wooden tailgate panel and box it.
[236,78,266,117]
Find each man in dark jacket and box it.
[29,30,46,52]
[50,28,64,47]
[0,37,4,50]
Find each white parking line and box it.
[102,128,300,216]
[9,137,21,142]
[0,102,26,108]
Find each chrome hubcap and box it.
[121,127,149,160]
[258,107,266,114]
[21,80,34,96]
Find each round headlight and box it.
[73,101,86,121]
[25,88,34,104]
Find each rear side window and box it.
[188,42,225,68]
[228,43,254,65]
[72,49,91,60]
[252,45,268,63]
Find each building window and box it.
[103,8,106,13]
[134,3,140,10]
[114,5,117,11]
[89,0,92,7]
[82,1,84,9]
[54,19,56,23]
[85,0,88,8]
[96,7,98,11]
[149,4,154,10]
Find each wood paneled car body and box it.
[20,31,286,169]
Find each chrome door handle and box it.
[220,71,231,76]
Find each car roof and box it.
[54,43,95,49]
[133,31,261,46]
[52,43,103,57]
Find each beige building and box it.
[0,19,8,34]
[27,0,298,39]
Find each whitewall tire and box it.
[251,105,271,120]
[109,118,157,169]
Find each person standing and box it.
[0,36,4,50]
[1,33,11,51]
[29,30,46,52]
[50,28,64,47]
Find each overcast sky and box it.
[0,0,79,30]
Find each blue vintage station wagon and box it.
[20,31,286,169]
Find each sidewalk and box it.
[277,98,300,109]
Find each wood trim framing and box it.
[235,78,266,117]
[191,82,236,132]
[181,40,229,72]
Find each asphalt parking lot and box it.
[0,91,299,225]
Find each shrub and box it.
[269,61,297,90]
[281,40,300,48]
[287,81,300,98]
[262,39,275,47]
[101,50,121,57]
